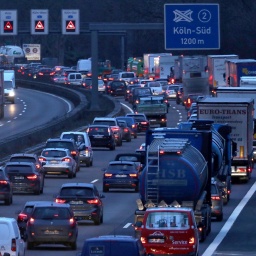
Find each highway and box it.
[0,93,256,256]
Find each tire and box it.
[103,185,109,192]
[94,216,101,225]
[70,241,77,250]
[109,145,115,150]
[85,161,90,167]
[27,241,34,250]
[68,172,74,179]
[40,186,44,194]
[90,159,93,166]
[134,133,137,139]
[34,186,41,195]
[135,185,139,193]
[4,196,12,205]
[126,137,131,142]
[100,214,103,224]
[117,139,122,146]
[216,214,223,222]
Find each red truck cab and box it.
[134,207,199,256]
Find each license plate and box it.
[14,176,24,179]
[70,200,84,205]
[44,230,59,235]
[50,160,59,164]
[94,135,103,138]
[116,174,127,177]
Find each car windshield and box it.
[60,187,93,197]
[4,81,13,89]
[32,207,71,219]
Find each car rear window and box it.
[93,120,116,126]
[60,187,93,197]
[32,207,71,219]
[108,164,134,171]
[42,150,67,158]
[118,156,139,162]
[211,184,218,194]
[88,127,109,135]
[0,223,10,238]
[121,73,135,78]
[5,165,33,173]
[46,141,74,150]
[10,157,36,163]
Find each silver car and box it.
[39,148,77,178]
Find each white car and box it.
[145,81,163,95]
[98,79,105,92]
[0,217,25,256]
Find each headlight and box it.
[9,90,15,97]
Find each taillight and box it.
[27,175,38,180]
[124,128,129,132]
[18,213,27,221]
[71,151,77,156]
[38,72,43,76]
[29,217,35,224]
[11,238,16,251]
[211,196,221,200]
[132,124,136,128]
[129,173,138,178]
[62,157,71,163]
[140,237,146,244]
[55,198,66,203]
[69,217,76,226]
[104,173,112,177]
[141,121,147,125]
[0,180,7,184]
[35,164,41,169]
[87,199,99,204]
[39,157,46,162]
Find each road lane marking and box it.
[202,181,256,256]
[123,223,132,228]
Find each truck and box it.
[225,59,256,86]
[143,53,169,79]
[153,54,177,80]
[240,76,256,86]
[127,57,144,77]
[77,58,92,75]
[207,54,239,92]
[4,70,16,104]
[134,120,234,243]
[197,97,254,182]
[134,96,168,127]
[174,55,210,106]
[0,45,26,65]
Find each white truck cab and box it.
[4,70,16,104]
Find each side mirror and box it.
[134,221,142,228]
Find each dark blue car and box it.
[116,116,138,138]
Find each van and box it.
[134,207,199,256]
[65,72,82,86]
[4,70,16,104]
[0,217,25,256]
[60,131,93,167]
[118,72,137,84]
[79,235,146,256]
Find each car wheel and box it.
[34,187,41,195]
[216,214,223,222]
[135,185,139,193]
[90,159,93,166]
[86,161,90,167]
[134,134,137,139]
[27,241,34,250]
[119,139,122,146]
[103,185,109,192]
[100,214,103,223]
[109,145,115,150]
[40,186,44,194]
[68,172,74,179]
[4,196,12,205]
[94,216,101,225]
[73,171,76,178]
[70,241,77,250]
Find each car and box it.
[107,80,127,96]
[125,113,150,132]
[92,117,122,146]
[16,200,51,240]
[39,148,77,178]
[0,217,25,256]
[188,113,198,122]
[34,67,55,79]
[60,131,93,167]
[116,116,138,138]
[124,84,141,102]
[211,178,224,221]
[55,183,104,225]
[9,153,44,174]
[102,161,139,192]
[81,77,92,89]
[129,87,152,105]
[138,79,152,87]
[114,153,145,173]
[176,85,184,104]
[4,162,44,195]
[26,201,78,250]
[45,138,80,172]
[79,235,146,256]
[118,71,137,84]
[144,81,164,95]
[65,72,82,86]
[117,120,132,142]
[135,143,146,156]
[86,125,116,150]
[165,84,181,99]
[98,79,106,92]
[187,102,197,119]
[0,168,13,205]
[184,94,202,110]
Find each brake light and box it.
[29,217,35,224]
[141,121,147,125]
[129,173,138,178]
[211,196,221,200]
[27,174,38,180]
[87,199,99,204]
[0,180,7,184]
[38,72,43,76]
[104,173,112,177]
[35,163,41,169]
[140,237,146,244]
[39,157,46,162]
[62,157,71,162]
[11,238,16,251]
[124,128,129,132]
[112,127,120,132]
[71,151,77,156]
[132,124,136,128]
[55,198,66,203]
[18,213,27,221]
[69,217,75,225]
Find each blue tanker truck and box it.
[135,120,234,242]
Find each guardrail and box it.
[0,78,122,161]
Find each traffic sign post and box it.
[0,10,17,35]
[62,9,80,35]
[164,4,220,50]
[31,9,49,35]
